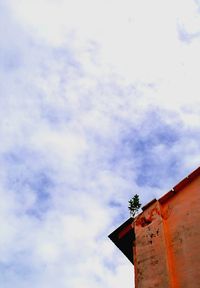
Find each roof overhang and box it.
[108,166,200,265]
[108,218,135,264]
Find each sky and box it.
[0,0,200,287]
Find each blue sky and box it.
[0,0,200,287]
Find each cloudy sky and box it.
[0,0,200,287]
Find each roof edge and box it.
[159,166,200,204]
[142,198,157,211]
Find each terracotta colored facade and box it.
[109,167,200,288]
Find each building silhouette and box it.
[109,166,200,288]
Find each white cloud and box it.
[0,1,200,287]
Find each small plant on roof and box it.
[128,194,141,218]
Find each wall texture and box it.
[133,175,200,288]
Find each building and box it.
[109,166,200,288]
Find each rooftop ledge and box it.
[108,166,200,265]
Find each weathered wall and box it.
[133,175,200,288]
[134,201,170,288]
[161,175,200,288]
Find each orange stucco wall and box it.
[134,201,170,288]
[161,175,200,288]
[133,175,200,288]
